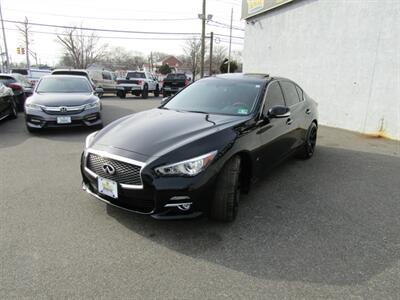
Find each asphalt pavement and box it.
[1,96,400,299]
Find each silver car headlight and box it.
[155,151,218,177]
[84,100,100,110]
[25,103,43,111]
[85,131,98,148]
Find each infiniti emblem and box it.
[102,164,116,175]
[60,106,68,113]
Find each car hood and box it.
[28,92,96,106]
[93,108,247,158]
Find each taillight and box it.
[138,80,143,85]
[184,80,189,86]
[9,83,23,91]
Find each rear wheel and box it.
[117,91,126,99]
[142,85,148,99]
[296,122,318,159]
[210,156,241,222]
[154,85,160,97]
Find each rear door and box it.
[257,81,291,170]
[0,83,8,115]
[279,81,305,150]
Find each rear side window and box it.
[102,72,111,80]
[280,81,301,106]
[264,81,285,114]
[295,85,304,101]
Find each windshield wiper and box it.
[186,110,209,114]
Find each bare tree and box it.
[99,47,145,70]
[207,45,227,75]
[182,38,206,80]
[56,27,107,69]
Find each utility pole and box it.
[200,0,206,78]
[0,0,10,72]
[209,32,214,76]
[227,7,233,73]
[24,17,30,70]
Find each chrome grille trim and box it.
[43,105,85,115]
[84,149,145,189]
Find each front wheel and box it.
[210,156,241,222]
[9,98,18,119]
[296,122,318,159]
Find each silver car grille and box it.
[86,153,143,186]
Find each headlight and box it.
[84,100,100,110]
[155,151,218,177]
[25,103,43,111]
[85,131,98,148]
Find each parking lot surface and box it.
[1,96,400,299]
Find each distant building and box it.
[242,0,399,140]
[155,56,183,72]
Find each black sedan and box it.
[0,73,31,111]
[81,73,318,221]
[25,75,103,132]
[0,82,18,122]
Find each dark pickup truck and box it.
[162,73,190,97]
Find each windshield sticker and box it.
[237,108,249,115]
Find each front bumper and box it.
[25,107,102,129]
[81,151,217,219]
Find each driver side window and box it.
[263,81,285,115]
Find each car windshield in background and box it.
[126,72,145,79]
[36,77,92,93]
[164,78,262,116]
[166,74,186,80]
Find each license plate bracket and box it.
[57,116,72,124]
[98,177,118,199]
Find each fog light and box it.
[178,203,191,211]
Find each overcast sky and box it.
[1,0,245,66]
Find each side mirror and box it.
[95,87,103,95]
[268,106,290,118]
[160,96,170,106]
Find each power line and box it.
[3,19,245,39]
[4,27,244,45]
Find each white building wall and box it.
[243,0,400,140]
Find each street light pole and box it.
[209,32,214,75]
[227,7,233,73]
[0,0,10,72]
[200,0,206,78]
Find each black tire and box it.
[17,95,25,112]
[296,122,318,159]
[142,85,148,99]
[117,91,126,99]
[154,85,160,97]
[210,156,241,222]
[9,98,18,119]
[162,92,168,98]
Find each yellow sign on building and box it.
[242,0,295,19]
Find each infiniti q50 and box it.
[81,73,318,222]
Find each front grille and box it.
[43,106,84,115]
[87,153,142,186]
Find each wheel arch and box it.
[234,151,253,194]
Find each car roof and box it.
[52,69,88,74]
[0,73,15,78]
[42,74,91,80]
[214,73,295,83]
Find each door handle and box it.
[286,118,293,125]
[305,108,311,115]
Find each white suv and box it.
[116,71,160,99]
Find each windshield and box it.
[126,72,145,79]
[164,78,263,116]
[36,77,92,93]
